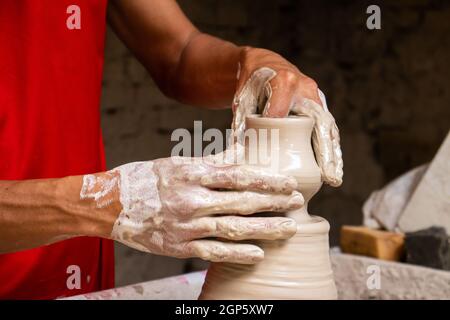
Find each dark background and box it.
[99,0,450,286]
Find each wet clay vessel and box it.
[199,115,337,299]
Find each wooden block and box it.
[340,225,405,261]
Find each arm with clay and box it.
[0,153,304,264]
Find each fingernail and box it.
[248,247,264,262]
[200,175,213,185]
[235,247,264,264]
[279,219,297,230]
[278,219,297,238]
[288,191,304,207]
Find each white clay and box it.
[199,116,338,300]
[292,93,343,187]
[80,172,119,208]
[231,67,277,146]
[231,67,343,186]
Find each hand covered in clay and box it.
[81,152,304,264]
[231,47,343,186]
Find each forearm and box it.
[107,0,242,109]
[0,175,118,253]
[166,33,241,108]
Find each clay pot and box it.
[199,115,337,300]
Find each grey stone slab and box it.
[332,253,450,300]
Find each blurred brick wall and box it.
[101,0,450,286]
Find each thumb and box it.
[231,67,277,143]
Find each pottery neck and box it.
[244,115,322,221]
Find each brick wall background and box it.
[100,0,450,286]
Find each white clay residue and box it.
[231,67,277,146]
[292,91,343,187]
[111,161,162,250]
[80,172,119,208]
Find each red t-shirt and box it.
[0,0,114,299]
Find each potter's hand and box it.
[82,155,304,264]
[231,47,343,186]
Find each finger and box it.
[194,190,304,216]
[318,88,328,111]
[203,143,246,166]
[186,240,264,264]
[313,121,335,185]
[317,116,339,186]
[329,123,343,186]
[262,74,295,117]
[200,166,297,194]
[296,76,322,106]
[316,88,340,185]
[314,89,343,186]
[178,216,297,241]
[292,97,336,185]
[263,73,322,117]
[232,67,278,114]
[231,67,277,144]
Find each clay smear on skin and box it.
[79,162,162,252]
[112,162,162,244]
[80,173,119,208]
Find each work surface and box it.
[67,253,450,300]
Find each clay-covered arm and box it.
[0,153,303,263]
